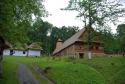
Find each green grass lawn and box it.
[75,57,125,83]
[1,56,125,84]
[0,58,18,84]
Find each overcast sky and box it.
[43,0,125,33]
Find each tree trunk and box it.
[0,53,3,78]
[0,36,6,78]
[87,0,92,59]
[0,60,3,78]
[0,48,4,78]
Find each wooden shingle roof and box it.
[28,42,42,50]
[53,28,85,55]
[12,43,28,50]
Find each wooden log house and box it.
[53,28,104,58]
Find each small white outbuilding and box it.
[3,49,10,55]
[12,49,27,56]
[3,43,27,56]
[27,42,42,57]
[4,48,27,56]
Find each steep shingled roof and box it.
[53,28,85,55]
[28,42,42,50]
[12,43,28,50]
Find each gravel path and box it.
[17,64,39,84]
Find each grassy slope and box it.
[36,57,125,84]
[37,59,106,84]
[110,67,125,84]
[1,56,125,84]
[73,57,125,83]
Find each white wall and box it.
[13,50,27,56]
[3,49,41,57]
[3,49,10,55]
[27,50,41,56]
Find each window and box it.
[23,51,25,54]
[80,46,82,49]
[96,46,98,50]
[79,53,84,58]
[10,50,13,55]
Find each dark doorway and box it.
[10,50,13,55]
[23,51,26,54]
[79,53,84,58]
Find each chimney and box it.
[56,39,63,49]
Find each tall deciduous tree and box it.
[0,0,47,77]
[65,0,125,59]
[0,0,47,45]
[116,24,125,53]
[28,19,79,54]
[28,19,53,54]
[99,28,117,54]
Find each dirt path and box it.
[17,64,39,84]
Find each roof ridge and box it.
[53,28,85,55]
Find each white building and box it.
[12,49,27,56]
[3,49,27,56]
[3,49,10,55]
[27,42,42,57]
[3,42,42,57]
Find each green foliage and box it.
[64,0,125,54]
[65,0,125,27]
[0,0,47,45]
[98,24,125,54]
[57,26,79,41]
[28,19,53,54]
[98,28,115,53]
[49,26,79,53]
[116,24,125,52]
[28,19,79,54]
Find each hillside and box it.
[0,56,125,84]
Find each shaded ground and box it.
[17,64,39,84]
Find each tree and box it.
[28,20,79,55]
[0,0,47,45]
[58,26,79,41]
[116,24,125,54]
[65,0,125,59]
[0,0,47,77]
[0,36,10,78]
[98,28,117,54]
[28,19,53,54]
[50,26,79,54]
